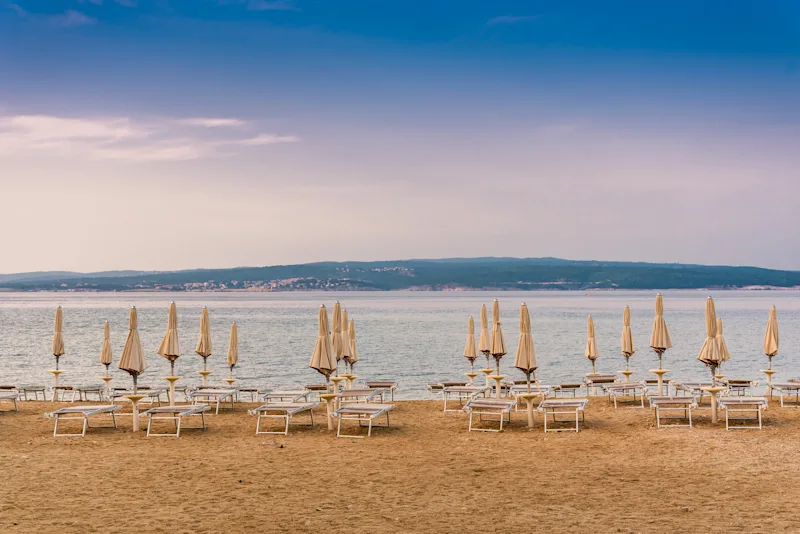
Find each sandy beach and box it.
[1,398,799,533]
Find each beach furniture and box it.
[19,385,47,401]
[248,401,319,435]
[644,379,667,395]
[365,381,398,400]
[188,388,236,415]
[142,404,210,437]
[717,396,768,430]
[77,385,107,402]
[0,392,20,412]
[585,374,618,395]
[725,379,759,396]
[45,405,122,437]
[332,403,395,438]
[767,382,800,408]
[672,382,714,403]
[552,383,585,398]
[509,384,551,412]
[537,398,589,432]
[649,396,697,429]
[111,388,166,407]
[259,390,312,403]
[441,384,490,412]
[238,387,260,402]
[337,388,388,404]
[427,381,467,394]
[602,382,648,408]
[464,398,516,432]
[52,385,79,402]
[305,383,331,393]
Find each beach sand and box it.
[1,398,799,533]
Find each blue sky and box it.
[2,1,800,272]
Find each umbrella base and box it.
[317,393,339,430]
[339,374,355,390]
[480,369,494,387]
[164,376,182,406]
[48,370,64,402]
[488,375,507,399]
[330,376,346,393]
[700,386,726,424]
[518,393,539,428]
[649,369,671,396]
[197,370,213,386]
[465,372,478,385]
[620,370,635,383]
[123,395,145,432]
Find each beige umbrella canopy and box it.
[716,317,731,371]
[585,316,599,374]
[650,293,672,367]
[310,305,336,381]
[341,309,352,370]
[119,306,147,392]
[513,303,537,391]
[463,316,478,371]
[194,306,212,371]
[490,299,507,373]
[226,322,239,379]
[764,305,779,368]
[697,297,722,377]
[478,304,491,367]
[100,321,113,372]
[157,301,181,375]
[346,319,359,369]
[331,302,345,370]
[52,306,65,369]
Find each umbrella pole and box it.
[105,363,110,377]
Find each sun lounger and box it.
[248,401,319,435]
[552,383,585,398]
[188,388,236,415]
[238,387,260,402]
[509,384,551,411]
[585,374,618,395]
[305,383,331,393]
[18,385,46,401]
[725,379,759,396]
[603,382,648,408]
[336,388,388,404]
[77,385,107,402]
[259,390,312,403]
[537,398,589,432]
[332,403,395,438]
[142,405,210,437]
[767,382,800,408]
[717,396,768,430]
[672,382,714,402]
[441,384,490,412]
[464,398,516,432]
[111,388,166,407]
[0,392,20,412]
[52,386,78,402]
[45,405,122,437]
[365,381,398,400]
[649,396,697,429]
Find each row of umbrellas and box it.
[52,303,240,392]
[309,301,359,380]
[462,294,781,383]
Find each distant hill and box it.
[1,258,799,291]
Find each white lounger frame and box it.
[538,399,589,432]
[464,398,516,432]
[259,390,312,403]
[365,381,398,401]
[46,405,121,437]
[442,385,490,413]
[510,385,551,412]
[718,397,768,430]
[337,388,388,405]
[189,388,236,415]
[603,383,647,409]
[649,396,697,429]
[143,405,209,437]
[768,383,800,408]
[333,403,395,438]
[0,392,20,412]
[249,402,319,435]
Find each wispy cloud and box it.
[50,9,97,27]
[0,114,299,162]
[486,15,538,26]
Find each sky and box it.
[2,0,800,273]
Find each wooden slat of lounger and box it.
[255,402,318,414]
[541,400,589,408]
[52,405,119,415]
[718,397,768,406]
[146,405,209,415]
[336,403,394,415]
[467,400,514,410]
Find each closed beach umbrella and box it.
[331,301,344,370]
[310,305,336,381]
[764,305,779,368]
[157,301,181,376]
[341,309,352,370]
[100,321,113,373]
[697,297,722,378]
[716,318,731,371]
[585,316,599,374]
[464,316,478,371]
[514,303,537,392]
[347,318,359,369]
[194,306,212,371]
[52,306,65,369]
[490,299,507,373]
[479,304,491,368]
[621,306,634,358]
[650,293,672,366]
[119,306,147,392]
[226,322,238,379]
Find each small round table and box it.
[701,386,726,424]
[164,376,182,406]
[518,393,539,428]
[649,369,671,396]
[124,394,145,432]
[48,370,63,402]
[197,370,213,386]
[465,372,478,385]
[620,370,635,383]
[488,375,507,399]
[317,393,339,431]
[480,369,494,387]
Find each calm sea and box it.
[0,290,798,399]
